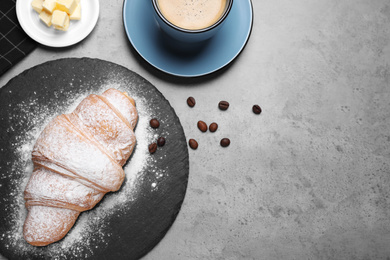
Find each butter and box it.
[39,10,52,27]
[31,0,44,13]
[51,10,67,28]
[69,3,81,20]
[54,14,70,31]
[33,0,81,31]
[56,0,77,15]
[42,0,57,13]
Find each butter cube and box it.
[56,0,77,15]
[69,3,81,20]
[54,14,70,31]
[42,0,57,13]
[51,10,67,28]
[31,0,44,13]
[39,10,52,27]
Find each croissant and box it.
[23,88,138,246]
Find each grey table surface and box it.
[1,0,390,259]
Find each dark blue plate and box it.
[123,0,253,77]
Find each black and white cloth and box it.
[0,0,37,76]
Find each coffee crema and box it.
[156,0,228,30]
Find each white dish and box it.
[16,0,99,47]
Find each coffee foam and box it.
[157,0,227,30]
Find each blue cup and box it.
[152,0,233,43]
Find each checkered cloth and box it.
[0,0,37,76]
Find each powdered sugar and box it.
[0,85,157,259]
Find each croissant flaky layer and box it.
[23,89,138,246]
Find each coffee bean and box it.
[197,120,208,132]
[157,137,166,147]
[149,143,157,154]
[189,139,198,150]
[187,97,196,107]
[218,101,229,110]
[220,138,230,147]
[150,118,160,128]
[252,105,262,115]
[209,122,218,132]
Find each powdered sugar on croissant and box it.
[23,89,138,246]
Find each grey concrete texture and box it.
[1,0,390,259]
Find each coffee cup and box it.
[151,0,233,43]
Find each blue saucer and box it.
[123,0,253,77]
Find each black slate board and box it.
[0,58,189,260]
